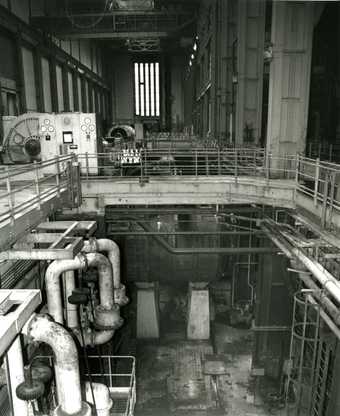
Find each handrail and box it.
[1,150,340,233]
[0,154,79,236]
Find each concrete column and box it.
[235,0,266,145]
[266,1,314,158]
[187,282,210,340]
[136,282,160,339]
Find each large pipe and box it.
[262,220,340,305]
[85,382,112,416]
[45,254,87,324]
[24,314,91,416]
[80,328,115,347]
[63,270,79,329]
[5,337,28,416]
[46,252,121,330]
[83,238,128,306]
[86,252,114,309]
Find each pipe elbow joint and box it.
[27,313,53,341]
[114,284,129,306]
[94,304,123,330]
[53,401,92,416]
[83,237,98,253]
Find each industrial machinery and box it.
[0,223,135,416]
[1,112,99,174]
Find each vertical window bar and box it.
[134,61,160,118]
[148,63,152,117]
[143,63,147,117]
[150,63,155,116]
[145,63,150,117]
[155,62,160,117]
[134,63,140,116]
[140,63,144,116]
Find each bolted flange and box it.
[114,284,129,306]
[16,379,44,401]
[94,304,123,330]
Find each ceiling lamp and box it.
[114,0,154,10]
[126,38,161,52]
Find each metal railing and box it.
[0,154,79,227]
[306,141,340,163]
[1,149,340,232]
[36,354,136,416]
[86,355,136,416]
[296,155,340,227]
[78,148,298,180]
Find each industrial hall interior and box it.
[3,0,340,415]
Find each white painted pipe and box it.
[292,249,340,305]
[85,382,112,416]
[45,254,87,324]
[63,270,79,329]
[83,238,129,305]
[24,314,91,416]
[5,337,29,416]
[86,252,114,309]
[79,329,115,347]
[45,252,114,324]
[262,221,340,305]
[96,239,121,288]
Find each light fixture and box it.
[193,43,197,51]
[189,61,192,67]
[191,54,194,60]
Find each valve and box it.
[16,367,44,401]
[68,289,88,305]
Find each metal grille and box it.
[36,355,136,416]
[311,342,334,416]
[286,291,320,416]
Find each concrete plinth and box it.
[187,282,210,340]
[136,282,160,339]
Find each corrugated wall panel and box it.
[41,57,52,112]
[22,47,38,111]
[56,64,64,111]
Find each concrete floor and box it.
[135,322,286,416]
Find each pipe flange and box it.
[53,401,92,416]
[87,237,98,253]
[76,253,88,271]
[114,284,129,306]
[27,314,53,340]
[94,304,123,330]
